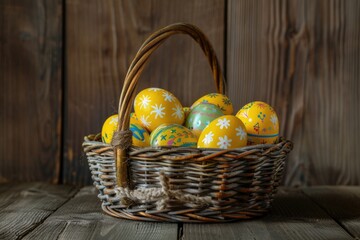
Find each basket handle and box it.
[115,23,225,188]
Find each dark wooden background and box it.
[1,0,359,186]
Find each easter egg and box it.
[150,124,197,147]
[198,115,247,149]
[101,114,150,147]
[185,103,224,137]
[130,112,141,125]
[101,114,118,144]
[130,123,150,147]
[134,88,184,132]
[236,101,279,145]
[191,93,233,115]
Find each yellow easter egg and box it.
[191,93,233,115]
[130,112,141,125]
[101,114,150,147]
[198,115,247,149]
[130,123,150,147]
[134,88,184,132]
[101,114,118,144]
[236,101,279,145]
[150,124,197,147]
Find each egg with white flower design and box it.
[236,101,279,145]
[101,114,118,144]
[197,115,247,149]
[134,88,185,132]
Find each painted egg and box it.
[236,101,279,145]
[130,123,150,147]
[198,115,247,149]
[185,103,224,137]
[101,114,118,144]
[130,112,141,125]
[150,124,197,147]
[101,114,150,147]
[191,93,234,115]
[134,88,184,132]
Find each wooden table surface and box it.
[0,183,359,240]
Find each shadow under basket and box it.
[82,23,293,222]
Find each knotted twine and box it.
[115,171,213,210]
[111,130,133,150]
[111,129,213,210]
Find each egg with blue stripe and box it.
[130,123,150,147]
[101,114,150,147]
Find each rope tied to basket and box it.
[111,130,133,150]
[115,171,214,210]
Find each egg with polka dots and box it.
[197,115,247,149]
[134,88,185,132]
[236,101,279,145]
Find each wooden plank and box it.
[227,0,360,186]
[303,186,360,239]
[64,0,225,185]
[182,188,353,240]
[0,183,77,240]
[0,0,63,183]
[23,186,178,240]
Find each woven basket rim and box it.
[83,134,293,162]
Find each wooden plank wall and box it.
[0,0,359,186]
[0,0,63,182]
[227,0,360,186]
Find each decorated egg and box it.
[130,112,141,125]
[236,101,279,145]
[101,114,150,147]
[130,123,150,147]
[134,88,184,132]
[101,114,118,144]
[198,115,247,149]
[150,124,197,147]
[185,103,224,137]
[191,93,233,115]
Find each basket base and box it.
[101,204,269,223]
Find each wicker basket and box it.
[83,23,293,223]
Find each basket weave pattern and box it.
[83,23,293,222]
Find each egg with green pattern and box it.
[236,101,279,145]
[150,124,197,147]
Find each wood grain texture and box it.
[0,182,77,240]
[64,0,224,185]
[0,0,63,183]
[303,186,360,239]
[23,186,178,240]
[227,0,360,186]
[182,188,352,240]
